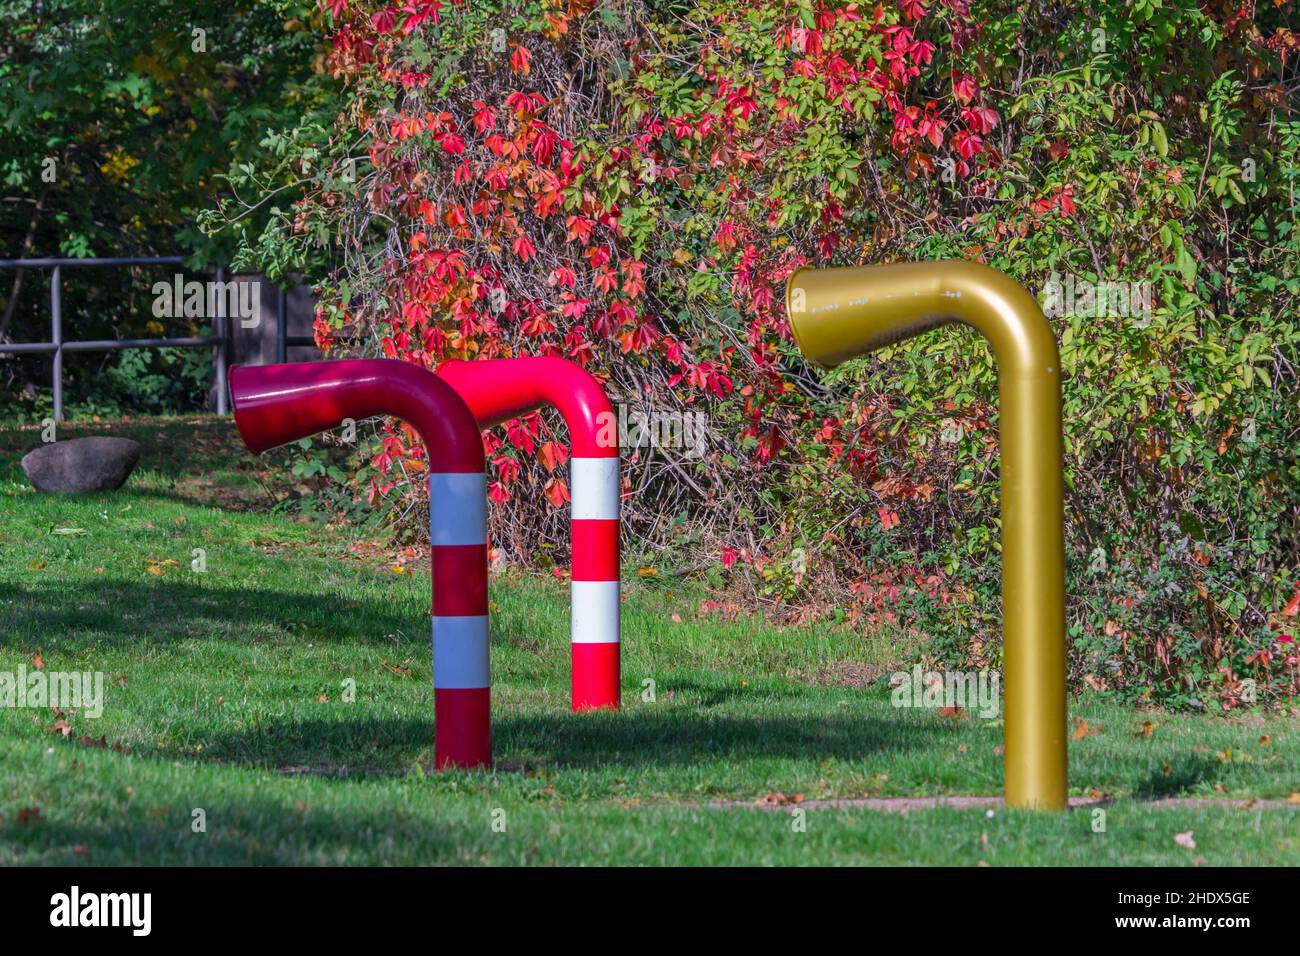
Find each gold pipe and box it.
[786,261,1067,810]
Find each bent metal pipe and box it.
[437,357,621,711]
[786,261,1068,810]
[229,359,492,769]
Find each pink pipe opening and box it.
[437,357,621,711]
[229,359,491,770]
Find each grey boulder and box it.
[21,437,141,493]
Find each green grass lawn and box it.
[1,417,1297,865]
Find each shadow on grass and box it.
[0,582,842,697]
[0,579,420,650]
[1133,754,1225,798]
[200,710,924,772]
[0,577,665,659]
[1,802,475,865]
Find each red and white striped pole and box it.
[438,357,620,710]
[429,470,491,767]
[568,452,620,709]
[229,359,492,768]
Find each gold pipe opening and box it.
[786,260,1068,810]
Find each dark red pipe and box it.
[229,359,491,769]
[232,359,483,473]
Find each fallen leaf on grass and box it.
[145,558,180,577]
[1072,718,1102,740]
[938,705,968,723]
[28,561,46,571]
[758,791,805,807]
[1134,721,1158,737]
[1174,831,1197,850]
[381,661,412,678]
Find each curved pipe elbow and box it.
[786,260,1059,379]
[436,357,616,459]
[230,359,483,473]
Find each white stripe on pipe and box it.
[570,580,620,644]
[432,615,490,688]
[429,472,487,545]
[570,457,619,521]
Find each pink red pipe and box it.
[228,359,491,770]
[437,357,620,711]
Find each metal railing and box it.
[0,257,313,421]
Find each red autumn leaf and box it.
[471,101,496,134]
[510,44,531,76]
[952,72,978,104]
[1281,584,1300,617]
[512,233,536,262]
[536,441,569,474]
[549,266,577,289]
[371,8,399,34]
[542,477,570,509]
